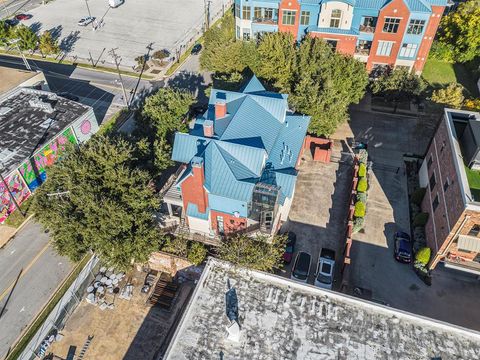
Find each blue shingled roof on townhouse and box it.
[321,0,356,6]
[241,75,266,93]
[186,203,210,220]
[171,133,211,163]
[404,0,431,12]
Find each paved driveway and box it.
[22,0,230,68]
[335,109,480,331]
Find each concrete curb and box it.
[0,214,35,250]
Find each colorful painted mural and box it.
[19,127,78,191]
[0,171,31,223]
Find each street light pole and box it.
[9,39,32,71]
[108,48,129,108]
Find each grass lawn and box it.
[4,197,34,228]
[464,164,480,201]
[423,59,480,97]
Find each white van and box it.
[109,0,124,8]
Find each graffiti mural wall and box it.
[0,171,31,223]
[19,127,78,191]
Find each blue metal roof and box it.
[216,140,266,177]
[241,75,266,93]
[171,133,210,163]
[268,115,310,170]
[322,0,356,6]
[186,203,209,220]
[405,0,430,12]
[308,27,359,35]
[354,0,389,9]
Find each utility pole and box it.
[9,39,32,71]
[203,0,211,30]
[129,42,153,108]
[84,0,96,29]
[108,48,129,108]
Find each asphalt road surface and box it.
[0,222,72,359]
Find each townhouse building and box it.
[234,0,447,74]
[163,76,310,240]
[419,109,480,275]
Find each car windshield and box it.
[293,270,308,280]
[317,273,332,284]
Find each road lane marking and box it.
[0,242,51,303]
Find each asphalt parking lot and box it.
[22,0,230,68]
[335,109,480,331]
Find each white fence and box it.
[16,255,100,360]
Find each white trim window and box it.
[399,43,418,58]
[330,9,342,28]
[376,41,394,56]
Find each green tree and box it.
[216,233,287,272]
[187,242,208,265]
[255,32,297,92]
[0,21,13,47]
[464,98,480,111]
[14,25,38,52]
[291,37,368,136]
[32,135,161,269]
[370,68,427,107]
[38,30,60,56]
[430,82,464,108]
[138,87,195,173]
[431,0,480,63]
[162,235,188,257]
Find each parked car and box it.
[56,92,80,102]
[78,16,95,26]
[291,251,311,283]
[191,43,202,55]
[314,248,335,289]
[394,231,412,263]
[109,0,124,8]
[15,14,32,21]
[5,18,19,27]
[282,232,296,264]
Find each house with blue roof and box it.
[164,76,310,238]
[234,0,448,74]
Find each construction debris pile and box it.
[85,267,126,310]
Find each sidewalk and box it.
[0,225,16,248]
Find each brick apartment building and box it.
[162,76,310,240]
[419,109,480,275]
[234,0,447,74]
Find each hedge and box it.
[352,216,365,233]
[357,177,368,192]
[413,212,429,227]
[356,192,367,203]
[358,149,368,164]
[354,201,366,218]
[358,163,367,177]
[415,247,431,266]
[411,187,426,206]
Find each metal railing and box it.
[355,48,371,56]
[359,25,376,33]
[252,17,278,25]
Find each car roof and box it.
[398,239,412,251]
[296,252,311,266]
[320,248,335,259]
[395,231,411,240]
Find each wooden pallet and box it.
[147,273,178,308]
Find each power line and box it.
[129,42,153,108]
[108,48,129,108]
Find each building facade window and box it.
[399,43,418,58]
[427,154,433,169]
[443,178,450,192]
[383,17,401,33]
[376,41,394,56]
[300,11,310,25]
[217,215,224,234]
[407,19,426,35]
[468,224,480,237]
[243,29,251,40]
[330,9,342,28]
[235,3,240,18]
[254,7,262,19]
[326,40,338,51]
[236,26,240,39]
[432,194,439,211]
[429,172,436,190]
[282,10,296,25]
[242,5,251,20]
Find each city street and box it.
[0,222,72,359]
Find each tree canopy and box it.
[430,82,464,109]
[14,25,39,52]
[200,16,369,137]
[32,135,162,269]
[216,233,286,272]
[370,68,427,104]
[39,31,60,56]
[431,0,480,63]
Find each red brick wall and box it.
[367,0,410,71]
[421,117,466,266]
[413,6,445,73]
[309,32,357,55]
[180,165,208,214]
[210,210,246,235]
[278,0,300,37]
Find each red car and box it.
[15,14,32,21]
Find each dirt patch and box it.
[48,268,195,360]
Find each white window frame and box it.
[376,41,394,56]
[399,43,418,58]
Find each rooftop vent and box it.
[0,107,12,116]
[0,148,16,163]
[39,118,55,129]
[29,97,54,113]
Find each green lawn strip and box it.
[5,254,92,360]
[4,197,34,228]
[464,164,480,190]
[423,59,480,97]
[97,108,131,135]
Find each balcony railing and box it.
[252,17,278,25]
[359,25,376,33]
[355,48,371,56]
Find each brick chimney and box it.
[215,92,227,119]
[203,120,214,137]
[180,156,208,214]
